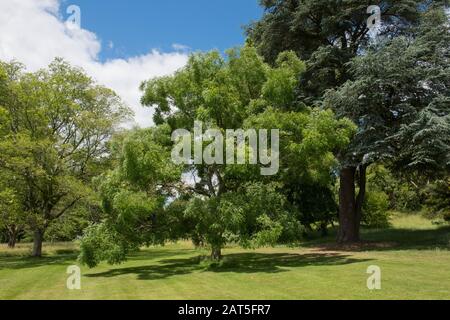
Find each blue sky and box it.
[60,0,263,61]
[0,0,264,127]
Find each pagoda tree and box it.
[140,45,355,258]
[78,45,355,266]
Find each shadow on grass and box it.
[85,252,370,280]
[2,225,447,276]
[302,225,450,252]
[126,249,200,261]
[362,225,450,250]
[0,248,197,271]
[0,253,78,270]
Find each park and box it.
[0,0,449,301]
[0,213,449,299]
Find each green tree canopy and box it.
[0,59,131,256]
[79,45,355,267]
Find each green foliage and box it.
[0,188,25,237]
[78,126,183,267]
[324,8,450,175]
[424,178,450,220]
[249,0,424,62]
[78,223,134,268]
[0,59,131,254]
[366,165,423,212]
[180,182,300,255]
[248,0,427,102]
[246,108,355,231]
[77,45,355,265]
[396,185,423,212]
[362,190,390,228]
[45,196,104,242]
[262,51,306,109]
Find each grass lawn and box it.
[0,213,449,300]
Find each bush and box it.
[444,212,450,222]
[396,184,423,212]
[424,179,450,220]
[366,165,424,212]
[362,191,390,228]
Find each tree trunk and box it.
[211,246,222,261]
[354,165,367,240]
[337,167,359,243]
[7,229,17,249]
[32,229,44,257]
[337,165,368,243]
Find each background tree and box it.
[0,59,130,256]
[324,8,450,241]
[0,62,27,248]
[248,0,449,243]
[425,178,450,221]
[247,0,428,101]
[0,188,25,248]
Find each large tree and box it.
[324,8,450,241]
[78,46,355,266]
[0,59,130,256]
[140,45,354,258]
[248,0,449,242]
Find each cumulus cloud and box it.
[0,0,188,127]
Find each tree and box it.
[324,8,450,241]
[0,62,26,248]
[78,45,354,267]
[0,188,25,248]
[249,0,449,243]
[425,178,450,221]
[247,0,429,102]
[141,45,354,258]
[0,59,130,256]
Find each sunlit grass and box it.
[0,215,449,300]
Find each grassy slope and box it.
[0,213,449,300]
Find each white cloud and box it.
[172,43,191,51]
[0,0,188,127]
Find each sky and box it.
[0,0,263,127]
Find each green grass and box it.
[0,213,449,300]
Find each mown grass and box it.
[0,213,449,300]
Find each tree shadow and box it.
[303,225,450,252]
[0,253,78,270]
[362,225,450,251]
[126,249,200,261]
[85,252,371,281]
[0,248,197,271]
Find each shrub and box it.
[424,179,450,220]
[362,191,390,228]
